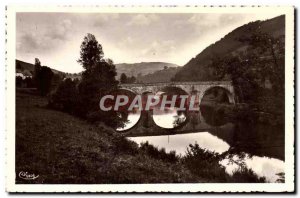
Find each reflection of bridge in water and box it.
[120,81,284,161]
[120,81,235,135]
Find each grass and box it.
[16,90,196,184]
[16,90,266,184]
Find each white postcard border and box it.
[6,5,295,192]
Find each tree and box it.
[127,76,136,83]
[49,78,78,113]
[209,30,284,105]
[33,58,41,87]
[77,33,122,128]
[16,76,23,87]
[120,73,128,83]
[37,66,54,96]
[244,31,285,94]
[77,33,104,71]
[16,61,23,70]
[33,58,54,96]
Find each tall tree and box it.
[33,58,41,87]
[120,73,128,83]
[77,33,121,128]
[77,33,104,71]
[38,66,54,96]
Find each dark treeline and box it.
[16,59,63,95]
[120,73,136,84]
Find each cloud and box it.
[118,36,134,48]
[141,40,176,58]
[17,18,74,55]
[18,33,39,51]
[46,19,72,40]
[93,14,120,26]
[127,14,159,26]
[187,14,247,29]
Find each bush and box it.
[183,144,227,182]
[139,141,179,163]
[49,78,78,113]
[230,166,266,183]
[182,143,266,183]
[36,66,54,96]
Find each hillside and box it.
[16,59,64,75]
[16,59,81,80]
[115,62,180,79]
[16,60,179,82]
[173,15,285,82]
[137,67,181,83]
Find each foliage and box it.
[48,78,78,113]
[120,73,136,84]
[38,66,54,96]
[49,33,124,128]
[120,73,128,83]
[16,76,23,87]
[16,76,35,88]
[139,141,179,163]
[32,58,54,96]
[183,143,227,182]
[183,143,266,183]
[33,58,41,85]
[208,30,284,104]
[230,166,266,183]
[77,33,104,71]
[76,33,122,128]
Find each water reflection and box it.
[116,110,141,131]
[128,132,284,182]
[151,87,189,129]
[153,107,186,129]
[128,132,230,154]
[220,155,284,182]
[125,87,285,182]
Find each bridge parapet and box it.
[120,81,234,103]
[121,81,232,87]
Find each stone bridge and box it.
[120,81,235,103]
[117,81,236,135]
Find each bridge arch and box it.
[201,85,235,104]
[110,88,142,132]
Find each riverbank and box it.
[16,90,266,183]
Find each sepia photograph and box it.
[5,6,294,192]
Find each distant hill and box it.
[115,62,180,79]
[16,59,64,75]
[173,15,285,82]
[16,59,81,80]
[16,60,180,82]
[137,67,181,83]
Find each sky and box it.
[16,12,282,73]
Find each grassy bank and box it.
[16,90,265,184]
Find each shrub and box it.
[139,141,179,163]
[230,166,266,183]
[49,78,78,113]
[183,144,227,182]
